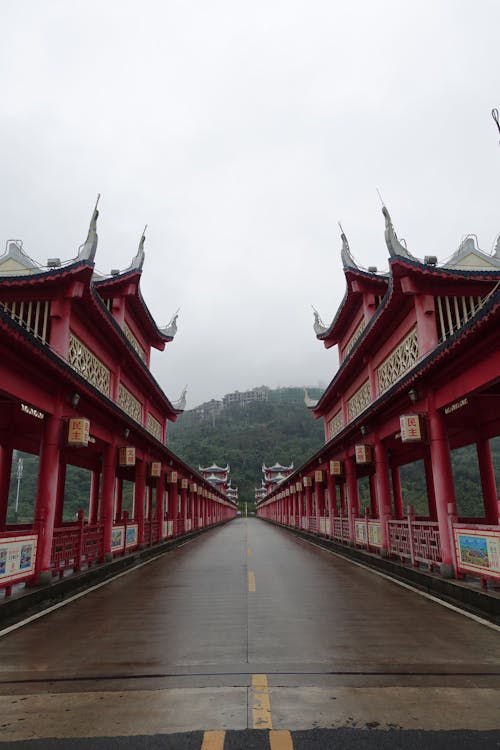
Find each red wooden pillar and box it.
[189,484,196,530]
[297,483,304,527]
[374,440,392,554]
[424,454,437,520]
[49,299,71,359]
[428,406,457,577]
[135,460,146,545]
[315,472,325,534]
[180,479,188,534]
[290,487,296,526]
[345,455,358,543]
[100,443,116,560]
[168,473,179,535]
[304,476,313,531]
[392,466,403,519]
[326,470,336,517]
[477,439,500,525]
[34,413,63,583]
[53,462,66,526]
[414,294,437,356]
[115,478,123,521]
[89,469,100,524]
[156,471,165,525]
[0,441,13,529]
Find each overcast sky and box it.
[1,1,499,408]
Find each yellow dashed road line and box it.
[270,730,294,750]
[201,729,225,749]
[248,570,256,592]
[252,674,273,729]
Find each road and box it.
[0,518,499,748]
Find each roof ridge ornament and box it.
[304,387,318,408]
[339,222,359,269]
[312,305,328,335]
[129,225,147,271]
[494,234,500,259]
[162,308,180,338]
[381,205,415,260]
[78,194,100,263]
[173,385,187,411]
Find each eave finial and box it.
[173,385,187,411]
[312,305,328,335]
[162,308,180,338]
[338,222,358,269]
[493,233,500,259]
[381,205,414,259]
[78,194,100,263]
[130,225,147,270]
[303,387,318,408]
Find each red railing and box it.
[51,514,104,575]
[387,511,441,568]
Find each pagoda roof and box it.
[94,270,174,350]
[0,301,186,438]
[199,463,229,473]
[313,256,500,416]
[315,268,389,349]
[262,462,293,472]
[0,259,182,420]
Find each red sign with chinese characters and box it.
[329,460,343,476]
[118,446,136,466]
[355,444,372,464]
[67,418,90,447]
[149,462,162,478]
[400,414,422,443]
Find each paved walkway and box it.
[0,518,499,746]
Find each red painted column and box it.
[53,463,67,526]
[374,440,392,554]
[0,441,13,530]
[414,294,437,356]
[477,439,500,525]
[179,480,188,534]
[291,488,297,526]
[326,471,335,515]
[135,460,146,545]
[34,413,64,583]
[167,473,178,534]
[49,299,71,359]
[424,454,437,520]
[428,406,457,577]
[100,443,116,560]
[391,466,403,519]
[297,484,304,528]
[89,469,100,524]
[304,477,313,531]
[114,478,123,521]
[315,474,325,535]
[345,455,358,543]
[156,472,165,527]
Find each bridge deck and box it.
[0,518,499,746]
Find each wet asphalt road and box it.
[0,518,499,748]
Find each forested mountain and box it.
[169,397,325,506]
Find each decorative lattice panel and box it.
[377,328,419,395]
[328,410,344,440]
[123,322,145,361]
[342,319,366,359]
[347,380,371,421]
[147,413,162,441]
[68,334,111,396]
[118,383,143,423]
